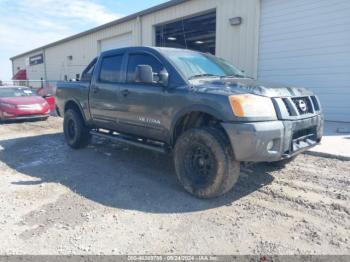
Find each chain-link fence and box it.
[0,80,58,96]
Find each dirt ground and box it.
[0,117,349,255]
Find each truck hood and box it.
[190,78,313,98]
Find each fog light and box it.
[267,140,274,151]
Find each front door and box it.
[116,52,167,141]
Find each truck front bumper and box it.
[221,114,324,162]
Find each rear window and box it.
[99,55,124,83]
[0,88,36,97]
[81,58,97,81]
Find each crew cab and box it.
[56,47,323,198]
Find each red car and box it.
[44,95,56,112]
[37,86,56,112]
[0,86,50,121]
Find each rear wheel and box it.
[63,109,90,149]
[174,127,240,199]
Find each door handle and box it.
[92,85,100,93]
[121,89,130,97]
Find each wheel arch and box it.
[170,105,227,146]
[64,99,87,122]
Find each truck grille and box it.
[291,97,313,115]
[274,95,321,119]
[282,98,292,115]
[310,96,320,111]
[292,126,318,152]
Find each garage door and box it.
[258,0,350,122]
[99,33,132,52]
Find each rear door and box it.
[89,51,125,129]
[116,51,167,141]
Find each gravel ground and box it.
[0,117,349,255]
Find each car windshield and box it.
[164,50,246,80]
[0,88,36,98]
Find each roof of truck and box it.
[100,46,201,57]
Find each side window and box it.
[81,58,97,81]
[127,53,163,83]
[99,55,123,83]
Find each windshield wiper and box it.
[220,74,245,79]
[188,74,219,80]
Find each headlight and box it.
[0,102,17,109]
[228,94,276,118]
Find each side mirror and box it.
[135,65,154,84]
[158,68,169,87]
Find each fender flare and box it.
[169,104,226,145]
[63,98,88,122]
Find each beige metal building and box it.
[10,0,350,122]
[11,0,260,80]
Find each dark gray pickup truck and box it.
[56,46,323,198]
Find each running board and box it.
[90,130,170,154]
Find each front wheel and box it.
[63,109,91,149]
[174,127,240,199]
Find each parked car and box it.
[56,47,324,199]
[44,95,56,112]
[0,86,50,121]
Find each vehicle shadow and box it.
[0,133,276,214]
[0,118,48,125]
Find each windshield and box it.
[0,88,36,98]
[165,51,245,80]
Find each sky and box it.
[0,0,168,80]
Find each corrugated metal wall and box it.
[44,19,136,81]
[12,51,45,81]
[141,0,260,78]
[11,0,260,81]
[258,0,350,122]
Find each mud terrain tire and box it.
[174,127,240,198]
[64,109,90,149]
